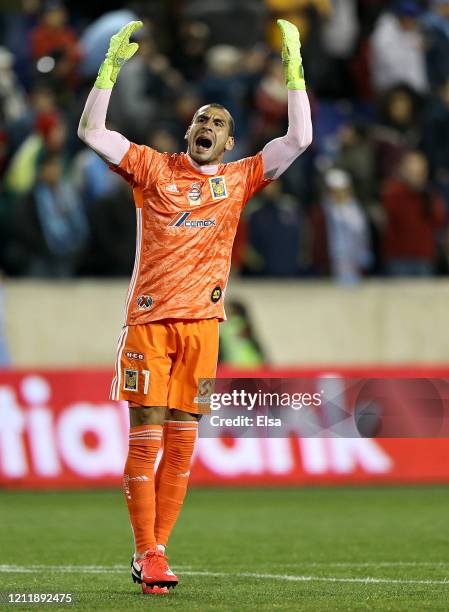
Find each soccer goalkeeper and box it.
[78,19,312,595]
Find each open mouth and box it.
[195,135,213,152]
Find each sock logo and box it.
[123,474,131,500]
[124,474,150,500]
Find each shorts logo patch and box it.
[211,286,222,303]
[193,378,216,414]
[124,369,139,392]
[137,295,153,310]
[209,176,227,200]
[198,378,215,398]
[188,182,202,205]
[125,351,145,361]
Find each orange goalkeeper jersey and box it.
[111,144,271,325]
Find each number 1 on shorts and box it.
[142,370,150,395]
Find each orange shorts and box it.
[109,318,219,413]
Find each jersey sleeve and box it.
[238,151,273,204]
[109,142,164,189]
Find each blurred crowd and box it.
[1,0,449,285]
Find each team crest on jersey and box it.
[209,176,228,200]
[188,183,202,205]
[124,369,138,392]
[137,295,153,310]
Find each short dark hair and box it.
[193,103,235,137]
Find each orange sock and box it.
[123,424,163,554]
[155,420,198,546]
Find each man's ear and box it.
[184,127,190,141]
[225,136,235,151]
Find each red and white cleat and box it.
[141,584,169,595]
[131,548,178,591]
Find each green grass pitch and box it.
[1,486,449,611]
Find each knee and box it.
[129,404,167,426]
[170,408,201,422]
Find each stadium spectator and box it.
[146,128,180,154]
[310,168,372,284]
[244,180,306,276]
[12,151,88,277]
[372,84,423,181]
[421,76,449,206]
[172,88,202,137]
[82,180,135,277]
[265,0,332,52]
[218,299,267,367]
[322,0,359,60]
[334,121,377,210]
[319,0,360,97]
[1,0,41,89]
[250,57,288,152]
[171,20,210,81]
[358,0,394,37]
[108,24,185,143]
[422,0,449,89]
[29,0,82,99]
[8,84,61,153]
[0,47,27,130]
[5,114,67,197]
[70,145,121,210]
[198,45,247,144]
[182,0,266,47]
[370,1,428,94]
[78,9,139,80]
[381,150,446,276]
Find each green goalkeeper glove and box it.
[277,19,306,91]
[95,20,143,89]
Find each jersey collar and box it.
[185,153,219,176]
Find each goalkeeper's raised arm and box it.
[78,19,312,174]
[77,21,143,165]
[261,19,313,180]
